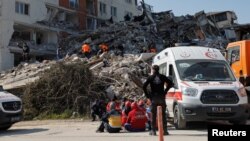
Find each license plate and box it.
[11,116,20,122]
[211,107,232,113]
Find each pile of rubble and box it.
[58,10,232,58]
[0,53,154,99]
[154,10,228,49]
[90,53,154,100]
[0,55,88,90]
[59,21,163,56]
[0,53,154,118]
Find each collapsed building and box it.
[155,10,238,49]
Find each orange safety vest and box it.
[82,44,90,53]
[100,44,109,52]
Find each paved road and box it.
[0,120,249,141]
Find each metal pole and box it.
[157,106,164,141]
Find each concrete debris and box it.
[0,53,152,100]
[0,55,86,90]
[59,21,163,56]
[57,10,236,58]
[91,54,151,100]
[154,10,232,49]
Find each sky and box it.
[142,0,250,24]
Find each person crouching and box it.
[124,102,147,132]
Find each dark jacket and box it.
[143,73,173,100]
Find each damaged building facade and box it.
[0,0,141,71]
[97,0,140,22]
[0,0,97,71]
[0,0,60,71]
[59,0,98,30]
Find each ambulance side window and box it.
[169,64,178,89]
[159,63,167,75]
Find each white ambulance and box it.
[0,86,22,130]
[152,46,249,129]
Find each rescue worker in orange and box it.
[124,102,147,132]
[97,43,109,56]
[82,42,91,58]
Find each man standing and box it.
[18,42,30,61]
[143,65,173,136]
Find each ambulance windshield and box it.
[176,60,236,81]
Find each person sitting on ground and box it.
[138,100,146,113]
[121,101,132,126]
[120,97,128,110]
[96,102,122,133]
[124,102,147,132]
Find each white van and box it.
[0,86,22,130]
[152,46,249,129]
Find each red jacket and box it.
[106,102,121,112]
[121,110,128,126]
[127,107,147,129]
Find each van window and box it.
[169,64,178,88]
[159,63,167,75]
[227,46,240,64]
[176,60,236,81]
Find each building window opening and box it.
[15,2,29,15]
